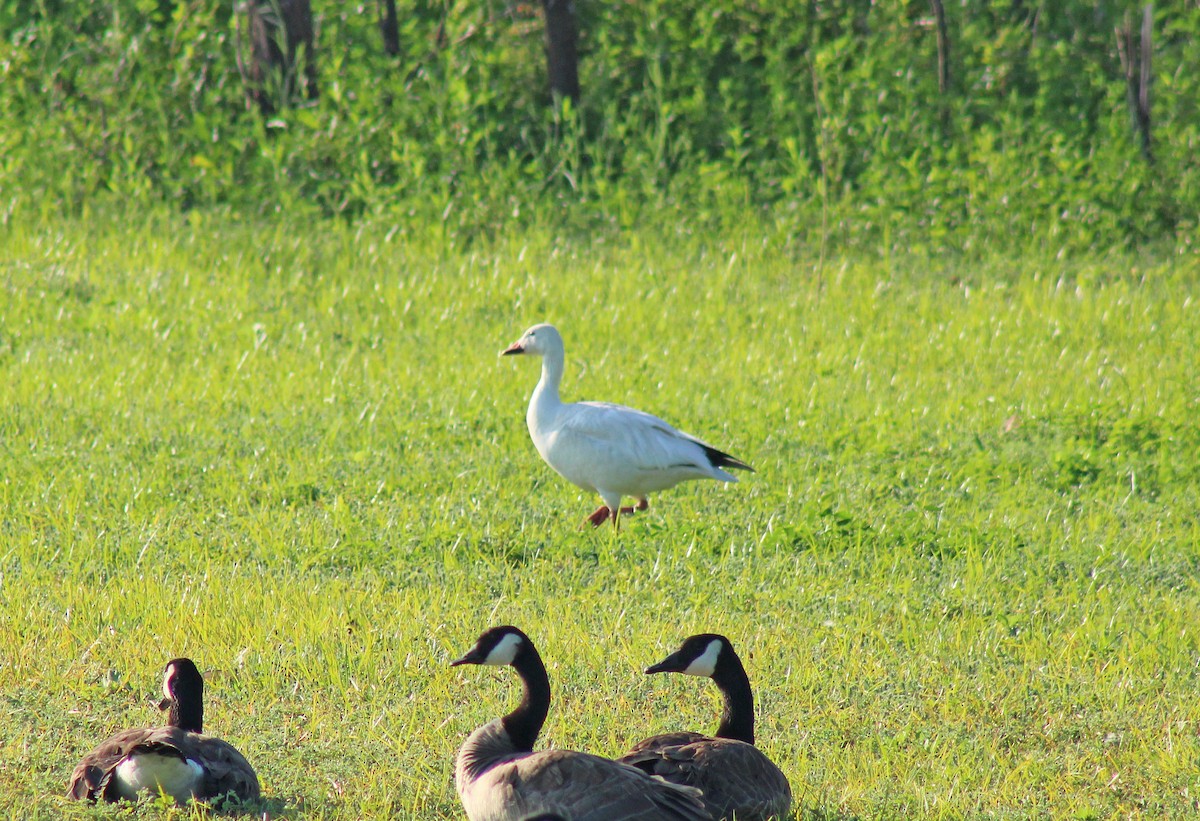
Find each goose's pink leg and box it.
[586,498,646,529]
[585,506,612,527]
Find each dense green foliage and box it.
[0,215,1198,818]
[2,1,1199,251]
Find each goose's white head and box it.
[500,324,563,359]
[451,626,531,668]
[645,634,732,679]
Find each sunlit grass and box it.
[0,211,1197,819]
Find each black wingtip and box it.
[702,443,754,473]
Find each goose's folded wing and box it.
[623,738,791,820]
[622,731,708,759]
[506,749,710,821]
[68,727,160,800]
[562,403,722,474]
[194,735,261,801]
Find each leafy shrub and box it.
[1,0,1197,252]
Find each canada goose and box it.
[68,658,260,805]
[620,635,792,821]
[451,626,711,821]
[501,323,753,528]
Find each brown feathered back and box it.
[68,659,260,806]
[68,725,260,803]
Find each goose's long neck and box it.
[528,347,564,428]
[502,648,551,752]
[456,648,551,788]
[168,696,203,734]
[712,656,755,745]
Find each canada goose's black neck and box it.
[161,658,205,734]
[501,643,551,752]
[167,689,203,733]
[712,650,755,745]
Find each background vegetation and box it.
[1,0,1199,252]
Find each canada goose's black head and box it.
[452,626,549,753]
[157,657,204,733]
[451,626,532,668]
[500,324,561,359]
[645,633,732,679]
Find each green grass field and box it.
[1,213,1197,819]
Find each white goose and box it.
[501,323,753,527]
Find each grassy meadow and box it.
[0,212,1198,820]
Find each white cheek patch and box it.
[683,639,723,677]
[162,667,177,701]
[483,633,523,666]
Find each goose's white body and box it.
[503,324,751,526]
[113,754,204,803]
[529,399,740,497]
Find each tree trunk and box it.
[243,0,318,114]
[542,0,579,103]
[929,0,950,94]
[378,0,400,57]
[1116,5,1154,162]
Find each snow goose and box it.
[68,658,260,806]
[451,626,711,821]
[620,635,791,821]
[501,323,753,527]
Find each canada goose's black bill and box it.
[648,652,686,672]
[451,648,485,667]
[645,652,688,675]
